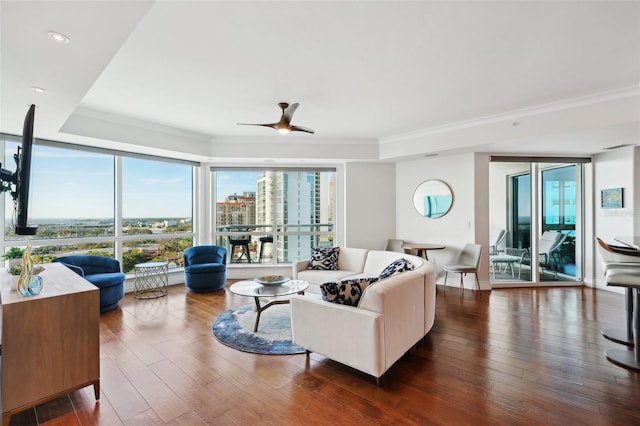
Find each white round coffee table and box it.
[229,279,309,332]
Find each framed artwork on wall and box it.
[601,187,623,209]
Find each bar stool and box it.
[594,237,639,345]
[228,236,252,263]
[258,236,273,262]
[604,268,640,371]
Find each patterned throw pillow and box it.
[320,277,379,306]
[309,247,340,270]
[379,258,415,280]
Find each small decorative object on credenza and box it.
[17,239,33,296]
[16,238,43,296]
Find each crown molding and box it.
[70,106,211,142]
[379,85,640,145]
[210,135,377,146]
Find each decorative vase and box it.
[29,275,43,295]
[17,239,33,297]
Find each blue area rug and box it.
[212,303,305,355]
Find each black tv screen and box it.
[13,104,37,235]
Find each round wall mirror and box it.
[413,180,453,218]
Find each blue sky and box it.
[216,171,262,202]
[4,143,193,219]
[3,142,263,220]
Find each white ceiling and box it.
[1,1,639,163]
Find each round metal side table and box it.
[134,261,168,299]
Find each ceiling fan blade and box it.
[282,103,299,124]
[237,102,313,135]
[237,122,278,130]
[290,125,315,134]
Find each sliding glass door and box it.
[540,165,579,280]
[511,172,531,252]
[489,159,584,285]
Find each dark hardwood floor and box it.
[8,283,640,425]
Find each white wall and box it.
[592,146,638,291]
[343,162,396,250]
[397,153,486,288]
[395,150,640,293]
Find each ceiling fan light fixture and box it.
[276,124,290,134]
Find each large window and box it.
[213,168,335,264]
[1,135,195,273]
[121,157,193,272]
[4,140,115,240]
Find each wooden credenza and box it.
[0,262,100,426]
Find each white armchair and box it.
[290,248,435,386]
[290,271,425,386]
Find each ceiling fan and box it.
[237,102,314,134]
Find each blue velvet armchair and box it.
[183,245,227,292]
[53,255,126,312]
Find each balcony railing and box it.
[215,223,334,264]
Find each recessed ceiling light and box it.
[30,86,46,93]
[47,31,70,44]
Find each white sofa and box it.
[290,248,436,384]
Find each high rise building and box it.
[254,171,322,262]
[215,192,255,227]
[219,171,333,263]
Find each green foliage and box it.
[3,246,24,259]
[86,250,114,257]
[122,249,148,273]
[124,228,153,235]
[31,254,55,264]
[4,231,193,274]
[9,265,21,275]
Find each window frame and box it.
[1,134,197,275]
[211,166,337,264]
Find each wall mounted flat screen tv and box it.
[0,104,38,235]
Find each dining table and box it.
[401,242,446,261]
